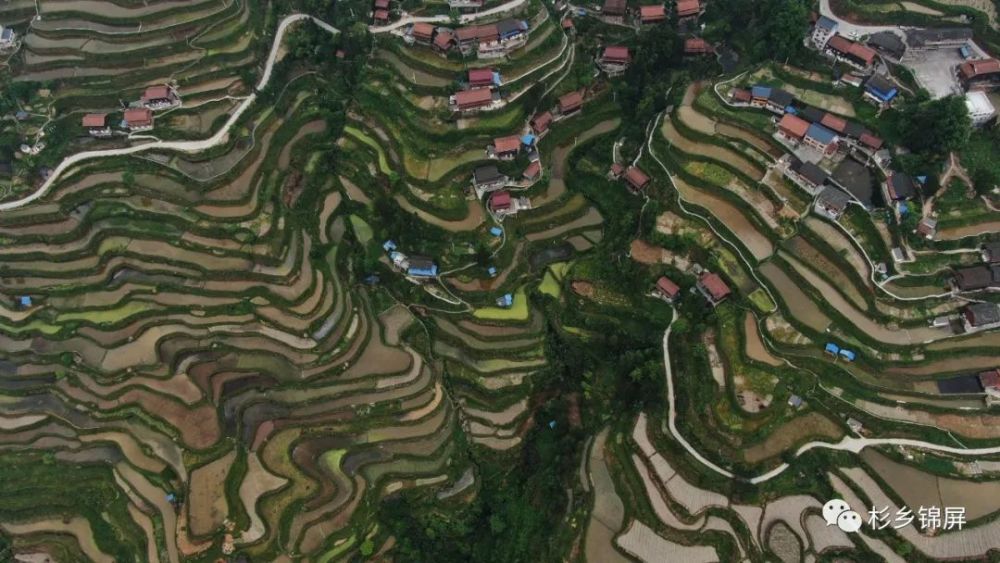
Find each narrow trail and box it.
[0,14,339,212]
[368,0,528,33]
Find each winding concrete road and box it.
[0,14,338,212]
[818,0,900,38]
[368,0,528,33]
[660,307,1000,485]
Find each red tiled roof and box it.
[490,190,512,210]
[374,0,390,7]
[959,58,1000,80]
[699,273,731,301]
[684,38,713,54]
[143,85,172,101]
[848,42,877,65]
[454,88,493,108]
[676,0,700,17]
[475,24,499,41]
[562,18,574,29]
[124,107,153,126]
[624,166,650,189]
[412,22,435,38]
[82,113,106,128]
[778,114,810,138]
[531,111,553,133]
[656,276,680,298]
[493,135,521,154]
[820,113,847,133]
[559,91,584,113]
[456,26,478,41]
[523,161,541,179]
[826,34,853,54]
[640,5,666,21]
[859,132,883,149]
[469,68,494,84]
[610,163,624,176]
[374,9,389,21]
[602,45,630,62]
[604,0,627,15]
[732,88,752,102]
[980,369,1000,390]
[433,31,454,50]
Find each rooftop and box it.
[806,123,838,144]
[656,276,680,297]
[453,88,494,107]
[493,135,521,153]
[602,45,630,62]
[699,272,731,301]
[778,114,810,138]
[676,0,700,17]
[960,58,1000,80]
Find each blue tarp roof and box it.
[806,123,838,144]
[521,134,536,146]
[825,342,840,354]
[18,296,31,307]
[839,349,856,361]
[487,266,497,276]
[785,105,797,114]
[960,45,971,58]
[492,71,502,85]
[751,85,771,98]
[383,240,397,251]
[489,227,503,236]
[498,293,513,307]
[409,265,438,277]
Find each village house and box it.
[840,73,865,88]
[824,35,877,71]
[0,25,15,49]
[916,217,938,240]
[599,46,630,76]
[729,88,752,105]
[952,264,1000,291]
[959,58,1000,91]
[490,135,521,160]
[373,8,390,23]
[82,113,112,137]
[468,68,498,89]
[982,242,1000,264]
[639,5,667,24]
[908,27,973,51]
[411,22,436,44]
[472,164,509,196]
[450,88,497,113]
[489,190,512,213]
[530,111,553,135]
[683,38,714,56]
[433,31,454,53]
[980,369,1000,404]
[623,166,651,193]
[786,157,828,194]
[777,113,810,143]
[749,85,771,108]
[558,90,584,116]
[820,113,847,135]
[765,88,794,114]
[608,162,625,179]
[602,0,628,23]
[675,0,701,20]
[562,18,575,32]
[697,272,731,306]
[523,160,542,182]
[867,31,906,60]
[124,108,154,131]
[141,85,179,109]
[811,16,838,48]
[885,171,916,201]
[477,19,528,58]
[653,276,681,302]
[803,123,838,154]
[814,186,852,220]
[407,256,439,278]
[965,91,996,126]
[863,74,899,107]
[963,302,1000,331]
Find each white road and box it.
[0,14,338,213]
[368,0,528,33]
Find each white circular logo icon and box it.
[822,499,851,526]
[837,510,863,533]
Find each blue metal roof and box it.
[816,16,838,31]
[825,342,840,354]
[751,85,771,98]
[839,349,856,361]
[18,296,31,307]
[487,266,498,277]
[492,71,502,85]
[806,123,837,144]
[497,293,513,307]
[408,265,438,277]
[489,227,503,236]
[382,240,397,251]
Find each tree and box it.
[896,94,971,159]
[757,0,810,61]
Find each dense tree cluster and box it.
[895,94,971,160]
[704,0,811,62]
